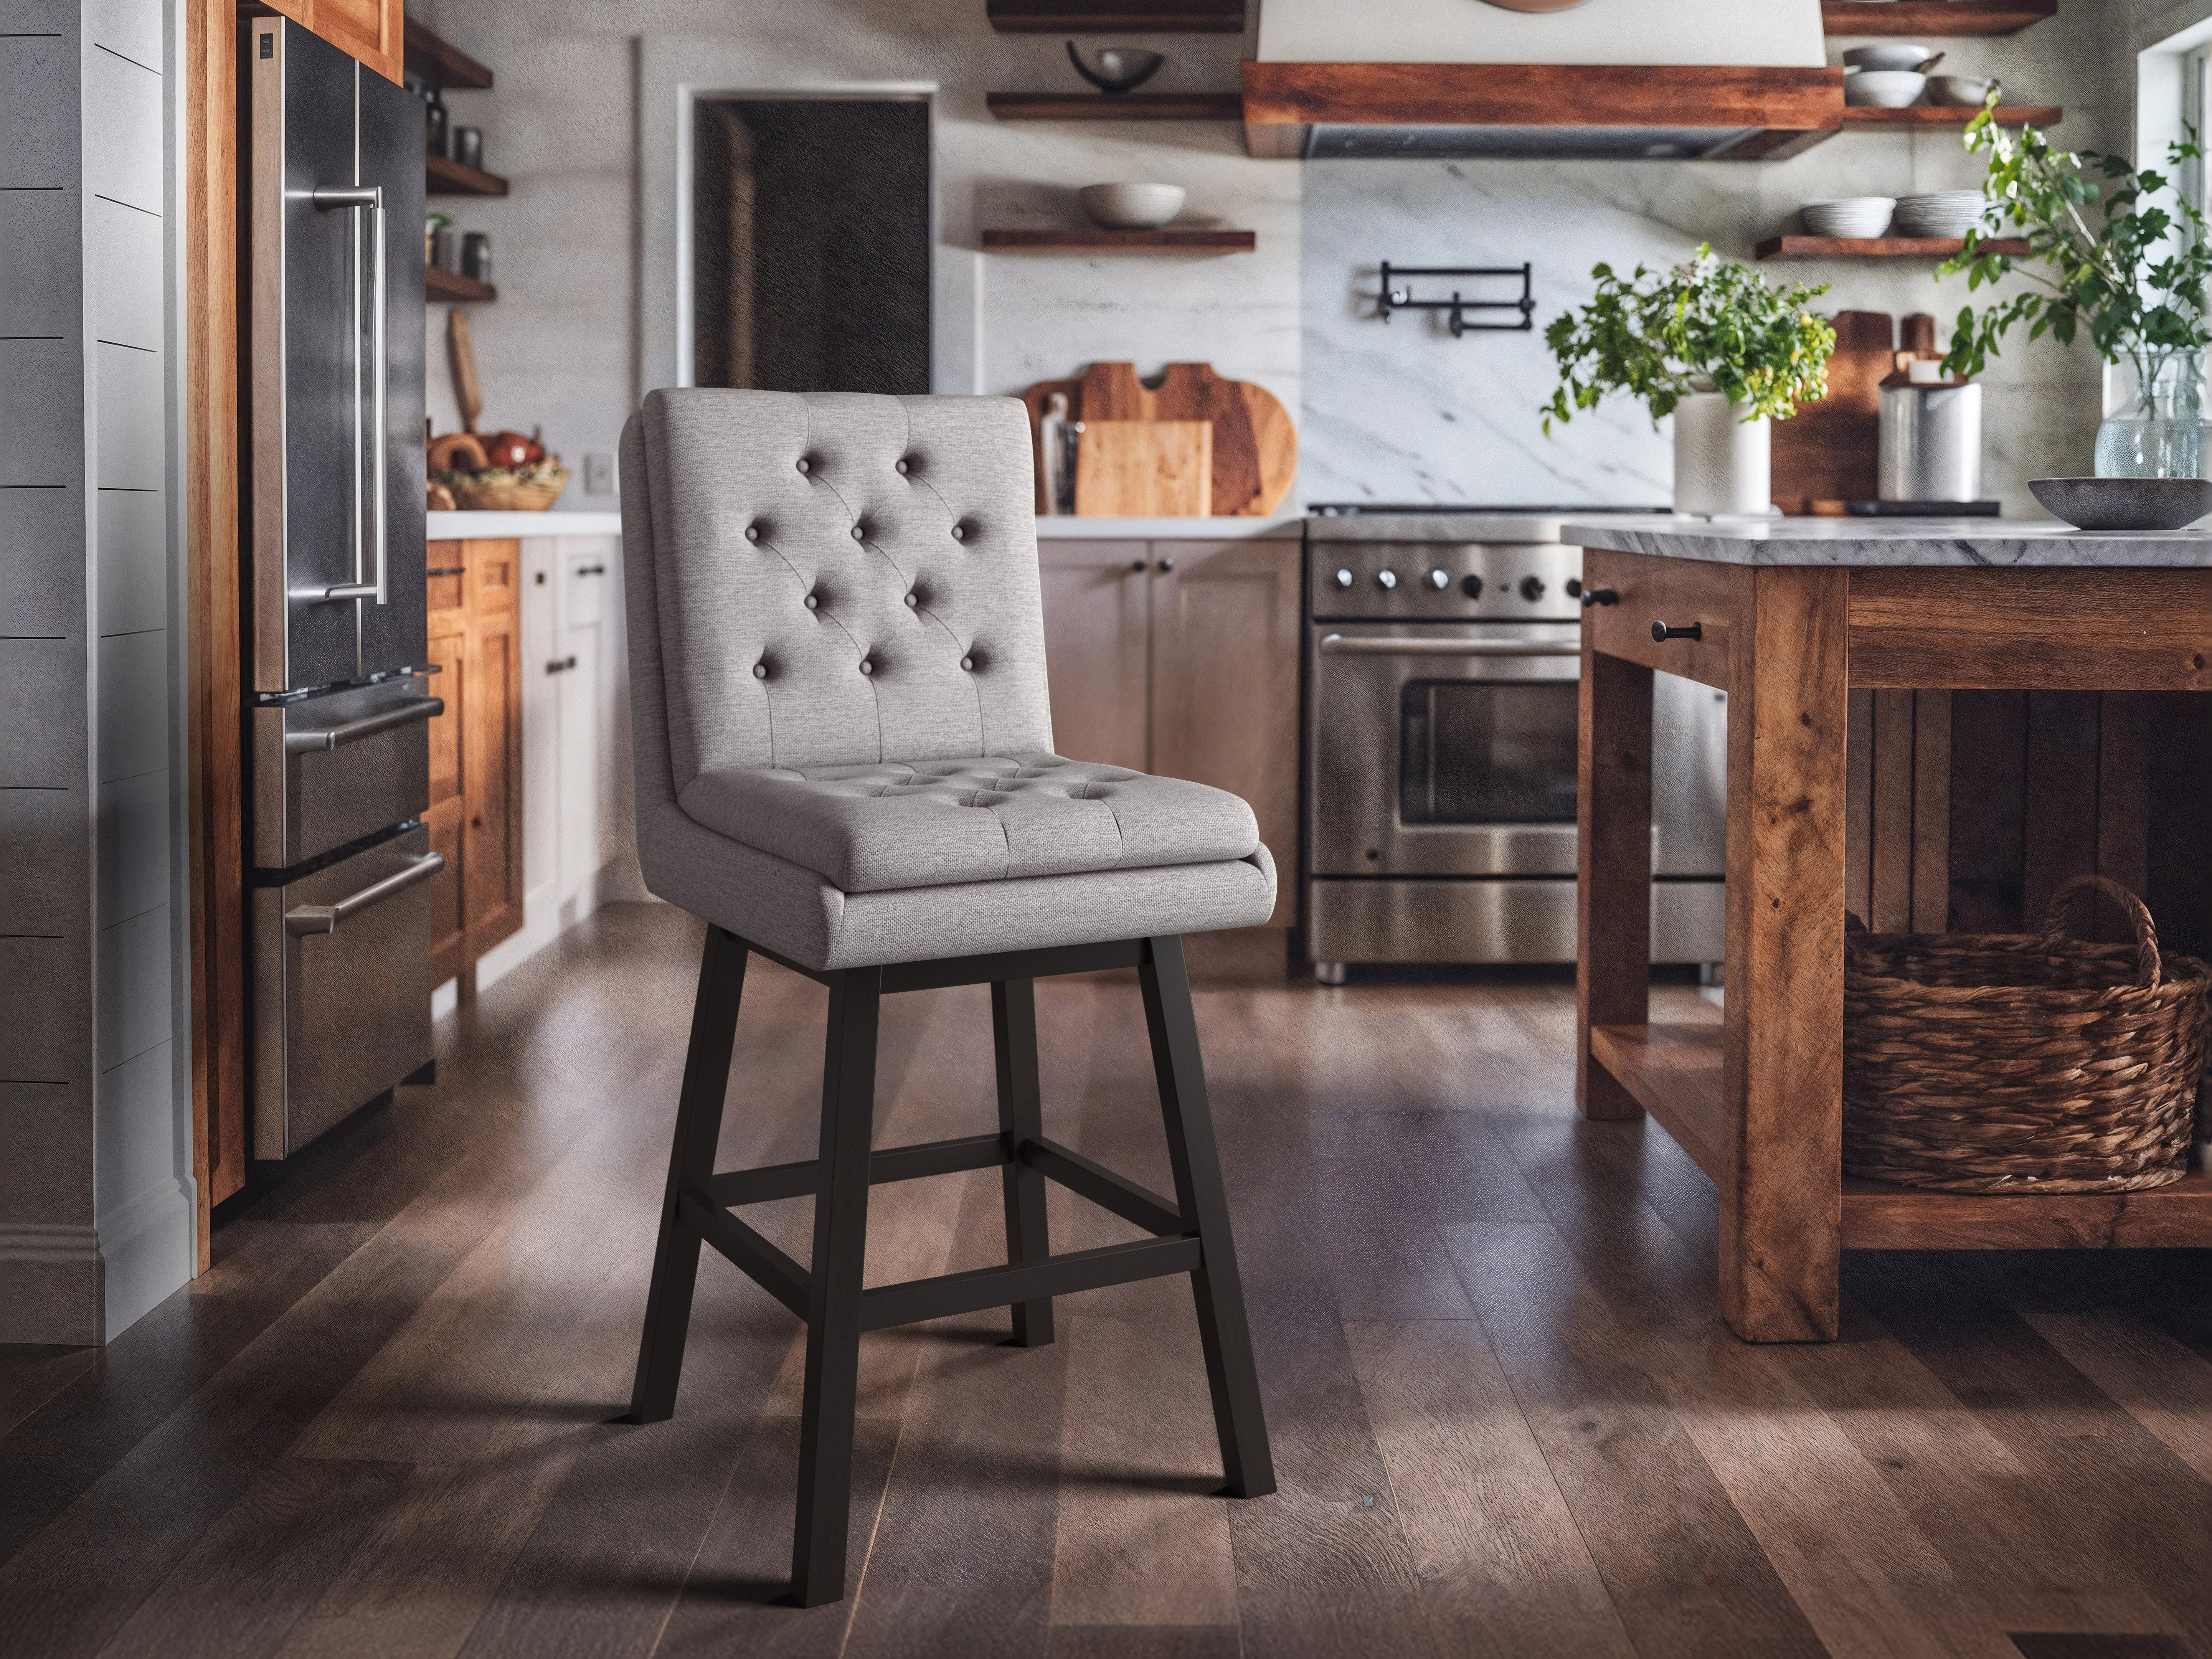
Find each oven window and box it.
[1399,680,1579,825]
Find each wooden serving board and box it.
[1020,361,1296,517]
[1074,420,1213,517]
[1770,310,1892,515]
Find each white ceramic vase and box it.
[1673,389,1772,517]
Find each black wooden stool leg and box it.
[992,978,1055,1347]
[1139,934,1276,1499]
[791,964,883,1607]
[627,926,749,1424]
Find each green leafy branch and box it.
[1542,245,1836,432]
[1938,99,2212,396]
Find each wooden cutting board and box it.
[1073,421,1213,517]
[1770,310,1894,514]
[1021,361,1296,517]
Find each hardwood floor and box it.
[4,902,2211,1657]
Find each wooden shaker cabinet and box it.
[1038,535,1303,926]
[258,0,405,84]
[425,539,524,987]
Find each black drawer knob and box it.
[1580,588,1618,608]
[1651,621,1702,643]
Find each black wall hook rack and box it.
[1377,262,1535,336]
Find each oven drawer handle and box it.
[283,697,444,754]
[285,852,445,936]
[1318,634,1581,658]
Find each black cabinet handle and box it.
[1130,558,1148,572]
[1580,588,1618,608]
[576,563,606,576]
[546,654,578,675]
[426,566,466,577]
[1157,557,1176,573]
[1651,621,1702,643]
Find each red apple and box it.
[483,429,535,469]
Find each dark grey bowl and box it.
[2029,476,2212,531]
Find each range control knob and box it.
[1334,568,1355,589]
[1566,578,1583,598]
[1377,570,1398,591]
[1460,574,1484,599]
[1520,575,1547,601]
[1425,568,1451,591]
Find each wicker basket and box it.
[437,463,570,512]
[1843,875,2212,1193]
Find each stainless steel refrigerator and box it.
[245,17,438,1158]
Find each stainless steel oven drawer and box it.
[251,827,439,1157]
[1306,877,1724,966]
[253,678,440,868]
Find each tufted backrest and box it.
[630,388,1054,789]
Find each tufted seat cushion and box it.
[621,389,1278,971]
[678,754,1259,894]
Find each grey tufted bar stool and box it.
[617,387,1276,1606]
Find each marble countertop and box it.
[1033,515,1305,540]
[427,510,624,539]
[1563,515,2212,568]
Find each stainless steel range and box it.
[1302,509,1725,981]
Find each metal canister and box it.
[1879,381,1983,503]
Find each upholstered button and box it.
[795,458,810,474]
[859,659,875,676]
[752,663,767,679]
[851,525,865,541]
[903,592,918,607]
[804,594,819,610]
[895,459,910,475]
[744,525,759,542]
[959,656,975,672]
[950,523,966,541]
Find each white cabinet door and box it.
[555,545,615,919]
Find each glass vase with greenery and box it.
[1541,244,1836,431]
[1938,106,2212,478]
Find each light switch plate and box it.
[583,452,615,495]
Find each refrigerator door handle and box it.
[285,850,444,936]
[310,182,388,607]
[283,695,444,754]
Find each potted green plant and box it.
[1542,245,1836,515]
[1939,106,2212,478]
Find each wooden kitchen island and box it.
[1566,515,2212,1342]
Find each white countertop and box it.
[427,510,624,539]
[1564,514,2212,567]
[1032,515,1306,540]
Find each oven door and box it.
[1309,622,1585,877]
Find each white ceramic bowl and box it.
[1843,43,1936,72]
[1846,70,1927,107]
[1893,190,1986,236]
[1802,196,1896,238]
[1925,74,2000,107]
[1078,182,1185,230]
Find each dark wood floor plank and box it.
[1045,1629,1240,1659]
[1856,1256,2212,1653]
[0,1345,97,1442]
[95,1458,414,1659]
[1344,1318,1635,1659]
[1309,1158,1474,1321]
[1441,1220,1829,1659]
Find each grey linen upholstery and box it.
[620,388,1276,971]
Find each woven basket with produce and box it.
[1843,875,2212,1193]
[428,428,571,511]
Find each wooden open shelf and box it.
[1591,1022,2212,1251]
[986,0,1243,30]
[982,228,1255,252]
[426,266,496,303]
[427,154,509,197]
[1823,0,2056,36]
[1758,235,2028,259]
[987,92,1243,121]
[403,18,493,89]
[1841,104,2062,129]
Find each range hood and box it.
[1244,0,1843,161]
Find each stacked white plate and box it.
[1893,190,1986,238]
[1802,197,1896,238]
